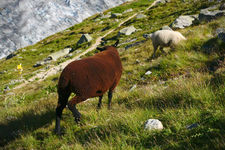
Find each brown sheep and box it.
[55,40,122,134]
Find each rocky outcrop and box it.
[171,15,198,29]
[77,34,93,45]
[119,25,136,35]
[199,8,225,22]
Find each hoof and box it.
[75,116,81,123]
[54,128,61,136]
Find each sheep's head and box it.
[143,33,153,39]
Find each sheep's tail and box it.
[58,73,70,91]
[179,32,187,40]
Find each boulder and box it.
[171,15,197,29]
[100,12,111,19]
[111,13,122,18]
[199,9,225,22]
[77,34,92,45]
[215,28,225,36]
[48,48,72,61]
[144,119,163,130]
[160,25,173,30]
[119,26,136,35]
[136,13,147,19]
[6,53,16,60]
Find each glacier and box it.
[0,0,129,59]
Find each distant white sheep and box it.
[149,30,186,57]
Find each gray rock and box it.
[160,25,173,30]
[6,53,16,60]
[215,28,225,36]
[171,15,197,29]
[186,123,199,129]
[77,34,93,45]
[101,12,112,19]
[145,71,152,75]
[101,26,111,32]
[219,3,225,10]
[218,32,225,42]
[144,119,163,130]
[199,9,225,22]
[48,48,72,61]
[136,13,147,19]
[123,8,133,13]
[119,26,136,35]
[150,0,171,7]
[33,61,45,67]
[111,13,122,18]
[4,86,10,92]
[129,84,137,91]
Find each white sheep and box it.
[149,30,186,58]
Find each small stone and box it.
[136,14,147,19]
[123,8,133,13]
[145,71,152,75]
[144,119,163,130]
[129,84,137,91]
[186,123,199,129]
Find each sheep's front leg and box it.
[152,44,158,58]
[97,95,103,109]
[108,90,113,109]
[68,96,85,123]
[159,47,166,54]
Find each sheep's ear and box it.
[97,47,106,51]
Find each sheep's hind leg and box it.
[68,96,85,123]
[55,90,70,135]
[97,95,103,109]
[159,47,166,54]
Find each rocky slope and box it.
[0,0,129,59]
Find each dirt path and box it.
[14,0,159,90]
[14,13,138,89]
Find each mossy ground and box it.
[0,0,224,149]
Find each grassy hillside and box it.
[0,0,225,149]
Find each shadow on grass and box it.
[0,109,55,147]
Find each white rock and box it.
[129,84,137,91]
[145,71,152,75]
[144,119,163,130]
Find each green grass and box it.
[0,0,225,149]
